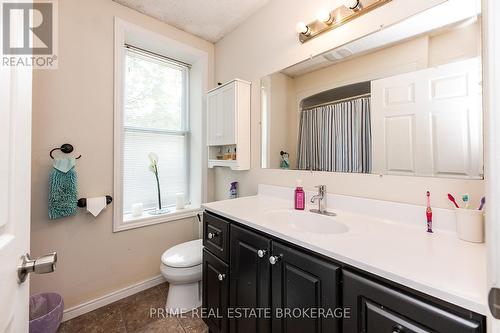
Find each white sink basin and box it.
[263,209,348,235]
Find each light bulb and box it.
[343,0,360,10]
[316,8,333,24]
[295,21,310,35]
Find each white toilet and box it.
[160,239,203,314]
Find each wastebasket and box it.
[29,293,64,333]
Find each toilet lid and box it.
[161,239,202,268]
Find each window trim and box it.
[114,18,200,232]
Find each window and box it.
[121,45,190,218]
[114,19,207,232]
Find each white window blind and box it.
[122,46,189,215]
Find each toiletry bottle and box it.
[229,182,238,199]
[232,148,237,160]
[295,180,305,210]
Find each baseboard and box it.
[62,275,166,322]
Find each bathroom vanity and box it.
[201,186,486,333]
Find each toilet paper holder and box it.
[77,195,113,208]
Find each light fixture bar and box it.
[298,0,392,43]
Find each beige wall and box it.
[30,0,214,309]
[213,0,484,208]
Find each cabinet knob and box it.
[208,232,218,240]
[269,255,282,265]
[257,250,267,258]
[218,273,226,281]
[392,325,403,333]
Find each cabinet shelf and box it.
[208,159,239,170]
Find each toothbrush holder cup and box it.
[455,208,484,243]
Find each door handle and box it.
[18,252,57,283]
[257,250,267,258]
[218,273,226,281]
[208,232,218,240]
[489,287,500,319]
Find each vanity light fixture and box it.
[316,8,334,25]
[297,0,392,43]
[343,0,361,11]
[295,21,311,36]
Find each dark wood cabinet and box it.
[271,241,341,333]
[229,224,272,333]
[342,270,485,333]
[203,249,229,333]
[202,211,485,333]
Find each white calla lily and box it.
[148,152,162,210]
[148,152,158,166]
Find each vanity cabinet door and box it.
[203,249,229,333]
[271,242,341,333]
[229,224,272,333]
[342,270,485,333]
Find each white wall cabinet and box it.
[207,79,251,170]
[371,57,483,179]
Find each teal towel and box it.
[48,158,78,220]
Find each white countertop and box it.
[202,192,487,315]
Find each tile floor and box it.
[57,283,208,333]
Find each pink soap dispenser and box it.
[295,180,305,210]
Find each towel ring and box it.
[49,143,82,160]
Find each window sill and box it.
[114,206,202,232]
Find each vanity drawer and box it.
[364,299,433,332]
[342,270,484,333]
[203,211,230,262]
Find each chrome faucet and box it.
[310,185,336,216]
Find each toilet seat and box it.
[161,239,202,268]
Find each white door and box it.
[0,32,33,333]
[371,57,483,179]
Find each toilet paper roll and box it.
[87,196,107,217]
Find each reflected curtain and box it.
[297,97,372,173]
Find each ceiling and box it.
[113,0,271,43]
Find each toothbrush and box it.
[461,194,470,209]
[478,197,486,210]
[447,193,460,209]
[426,191,433,233]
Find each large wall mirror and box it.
[261,2,483,179]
